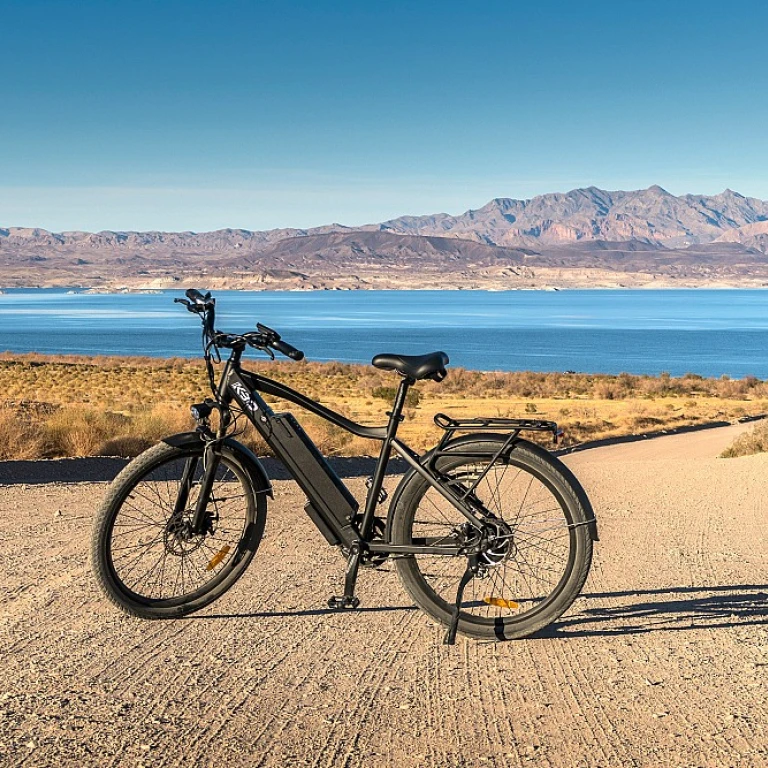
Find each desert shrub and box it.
[721,420,768,458]
[99,435,154,458]
[593,380,618,400]
[631,416,664,429]
[236,421,271,458]
[0,406,44,460]
[129,403,193,443]
[42,407,129,457]
[298,413,352,455]
[371,386,421,408]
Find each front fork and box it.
[191,442,221,535]
[173,454,199,519]
[187,404,230,535]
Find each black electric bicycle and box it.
[91,290,598,643]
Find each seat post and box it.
[387,375,413,436]
[359,375,413,539]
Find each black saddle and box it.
[371,351,449,382]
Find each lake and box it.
[1,288,767,378]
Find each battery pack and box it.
[268,412,358,531]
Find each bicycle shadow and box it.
[540,583,768,638]
[193,604,419,620]
[192,584,767,634]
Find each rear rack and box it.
[430,412,563,495]
[434,412,561,440]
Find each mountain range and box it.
[2,185,768,289]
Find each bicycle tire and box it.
[390,436,593,640]
[91,441,266,619]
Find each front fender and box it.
[162,432,273,498]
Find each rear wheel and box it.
[391,437,593,640]
[92,441,266,618]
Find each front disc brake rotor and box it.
[164,512,206,556]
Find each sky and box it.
[2,0,768,232]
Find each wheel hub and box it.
[164,511,206,555]
[478,520,514,567]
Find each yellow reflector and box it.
[206,545,231,571]
[483,596,519,610]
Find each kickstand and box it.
[328,542,362,610]
[444,560,477,646]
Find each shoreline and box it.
[4,281,768,292]
[2,348,768,381]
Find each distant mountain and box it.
[714,220,768,252]
[2,186,768,289]
[363,186,768,249]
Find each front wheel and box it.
[390,436,593,640]
[91,441,266,619]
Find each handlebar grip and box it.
[185,288,207,304]
[272,340,304,361]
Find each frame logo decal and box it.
[232,382,259,414]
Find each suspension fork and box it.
[173,454,199,519]
[188,382,234,535]
[191,442,222,534]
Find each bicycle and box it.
[91,290,598,644]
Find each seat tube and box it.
[360,376,413,538]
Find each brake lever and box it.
[241,333,275,359]
[256,322,280,341]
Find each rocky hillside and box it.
[365,186,768,249]
[2,186,768,289]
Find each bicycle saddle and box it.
[371,351,449,381]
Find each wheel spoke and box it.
[395,443,589,635]
[102,451,254,609]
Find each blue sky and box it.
[2,0,767,232]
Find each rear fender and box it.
[162,432,273,498]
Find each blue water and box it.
[1,288,768,377]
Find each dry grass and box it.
[0,353,766,460]
[721,420,768,458]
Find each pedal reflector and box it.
[483,596,519,610]
[206,545,231,571]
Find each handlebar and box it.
[272,339,304,361]
[185,288,207,304]
[256,322,304,360]
[177,290,304,362]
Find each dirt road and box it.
[1,425,766,767]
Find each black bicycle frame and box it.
[217,349,491,558]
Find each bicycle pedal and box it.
[327,596,361,610]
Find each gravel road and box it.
[1,424,766,767]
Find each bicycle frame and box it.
[204,345,504,559]
[92,292,595,645]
